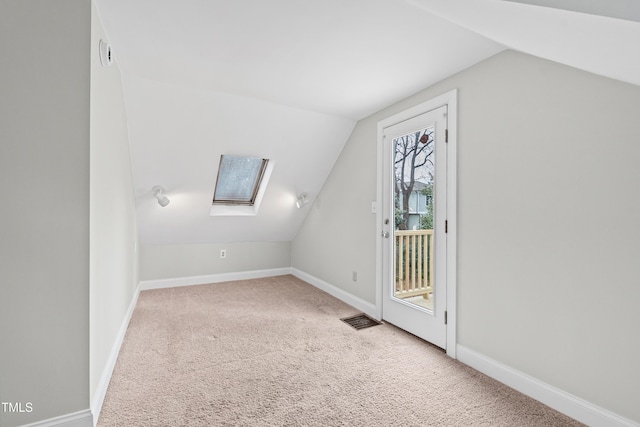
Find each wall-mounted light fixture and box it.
[152,185,170,207]
[296,192,309,209]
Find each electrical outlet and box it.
[220,249,226,259]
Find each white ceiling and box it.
[94,0,640,245]
[408,0,640,88]
[501,0,640,23]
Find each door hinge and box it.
[445,220,448,233]
[445,129,448,143]
[444,310,448,325]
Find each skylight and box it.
[213,155,268,206]
[210,155,273,217]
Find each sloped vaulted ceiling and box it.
[408,0,640,88]
[94,0,640,245]
[94,0,504,245]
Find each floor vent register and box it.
[340,313,382,330]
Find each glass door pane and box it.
[393,126,435,312]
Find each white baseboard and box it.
[291,268,377,318]
[139,267,293,291]
[19,410,93,427]
[90,285,141,426]
[457,345,639,427]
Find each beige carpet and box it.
[98,275,584,426]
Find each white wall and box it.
[0,1,92,426]
[292,121,378,303]
[140,242,291,281]
[454,50,640,424]
[90,1,139,418]
[292,50,640,424]
[122,75,355,247]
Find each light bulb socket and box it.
[157,196,170,207]
[152,186,170,207]
[296,193,308,209]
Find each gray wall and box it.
[90,1,139,411]
[292,50,640,423]
[292,121,378,303]
[0,1,91,426]
[140,242,291,281]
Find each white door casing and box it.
[376,89,457,358]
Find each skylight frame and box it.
[212,155,269,206]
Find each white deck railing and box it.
[394,229,433,299]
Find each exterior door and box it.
[381,105,448,349]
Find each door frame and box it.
[375,89,458,359]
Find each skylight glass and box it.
[212,155,268,205]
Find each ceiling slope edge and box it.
[405,0,640,88]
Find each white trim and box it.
[444,89,458,359]
[19,410,93,427]
[90,285,141,426]
[457,345,639,427]
[375,115,384,322]
[291,268,377,318]
[376,89,458,358]
[139,267,293,291]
